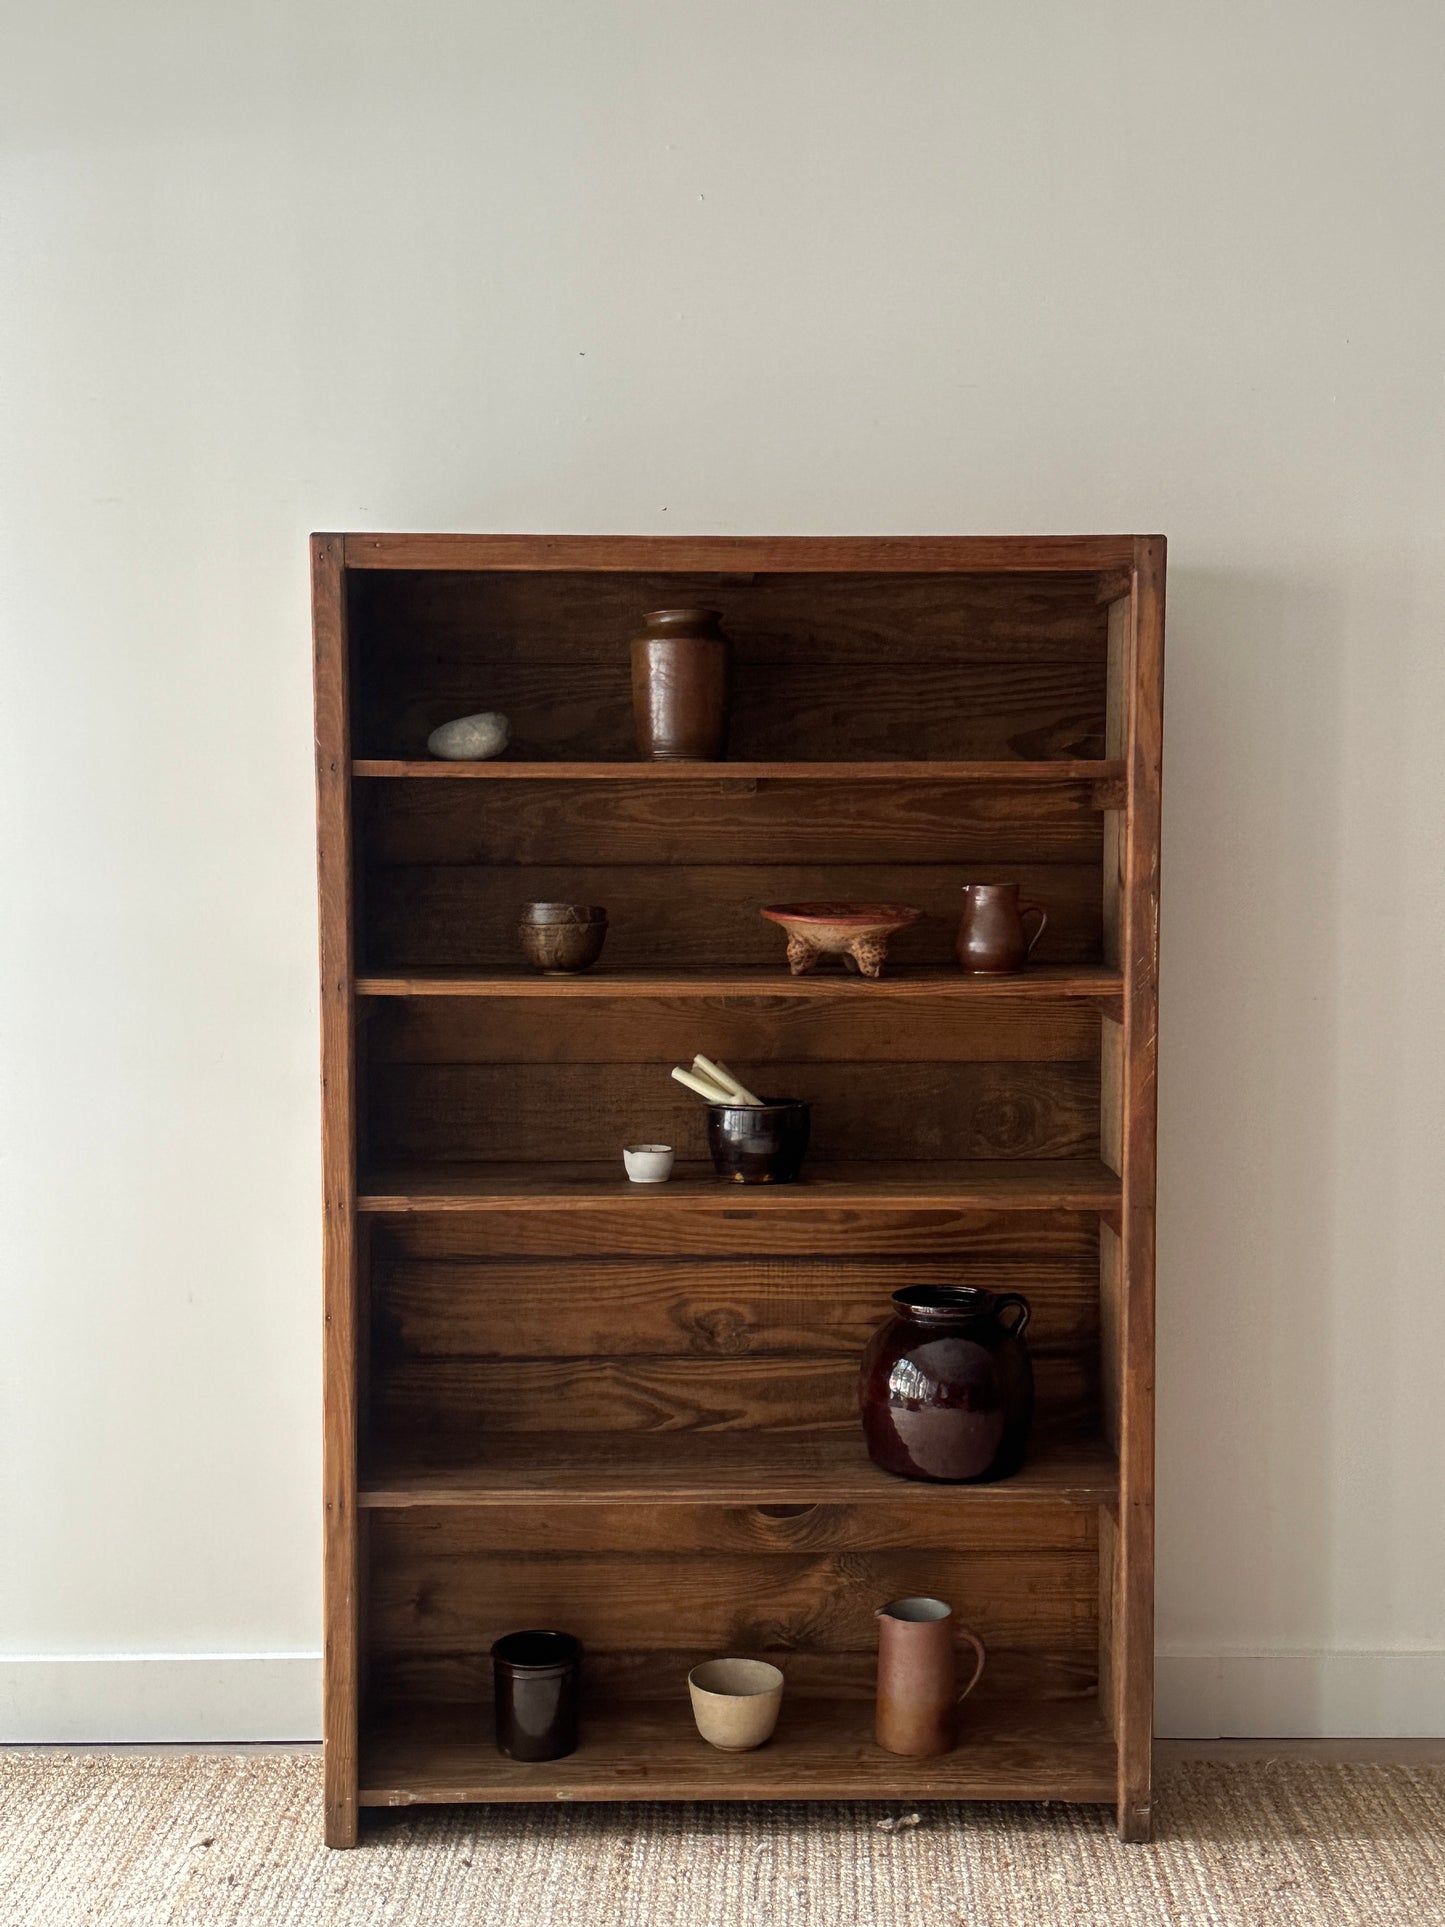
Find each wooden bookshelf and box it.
[313,532,1163,1845]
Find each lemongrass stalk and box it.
[670,1064,735,1103]
[693,1055,763,1106]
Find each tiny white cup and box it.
[623,1144,675,1183]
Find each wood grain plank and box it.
[349,568,1110,666]
[355,758,1126,781]
[1102,598,1129,970]
[361,775,1106,866]
[371,1350,1096,1437]
[356,1160,1123,1216]
[356,1487,1103,1546]
[313,534,359,1849]
[342,533,1138,573]
[371,1254,1099,1360]
[376,1208,1106,1263]
[1110,540,1164,1840]
[365,1059,1101,1164]
[356,966,1120,1014]
[357,1429,1116,1509]
[365,1542,1098,1655]
[358,1697,1117,1805]
[371,1647,1097,1707]
[364,986,1108,1064]
[360,655,1106,762]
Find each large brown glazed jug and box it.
[631,607,731,760]
[859,1285,1034,1483]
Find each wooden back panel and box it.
[365,1503,1100,1708]
[357,772,1106,973]
[361,990,1104,1166]
[365,1217,1102,1470]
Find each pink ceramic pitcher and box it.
[875,1596,986,1757]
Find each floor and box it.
[3,1744,1444,1926]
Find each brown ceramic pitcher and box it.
[631,607,731,759]
[875,1597,986,1757]
[955,882,1048,974]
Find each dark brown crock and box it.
[859,1285,1034,1483]
[705,1097,810,1184]
[491,1629,582,1761]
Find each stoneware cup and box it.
[874,1596,985,1758]
[623,1143,675,1183]
[687,1658,785,1751]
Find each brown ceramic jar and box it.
[631,607,731,760]
[859,1285,1034,1483]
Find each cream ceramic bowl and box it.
[687,1658,785,1751]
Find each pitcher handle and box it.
[993,1293,1031,1338]
[957,1629,986,1703]
[1020,903,1048,957]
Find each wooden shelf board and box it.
[359,1429,1116,1509]
[355,964,1123,1002]
[359,1696,1116,1806]
[356,1159,1123,1216]
[339,531,1141,574]
[353,758,1125,784]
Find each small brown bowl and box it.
[518,904,607,974]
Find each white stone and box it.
[426,711,509,760]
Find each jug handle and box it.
[957,1629,986,1703]
[1020,903,1048,956]
[994,1293,1031,1337]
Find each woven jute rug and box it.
[2,1753,1443,1926]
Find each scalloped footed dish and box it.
[760,901,922,980]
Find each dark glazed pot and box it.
[860,1286,1034,1483]
[706,1098,810,1184]
[492,1629,582,1761]
[517,902,607,974]
[631,607,731,760]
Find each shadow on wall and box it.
[1155,562,1347,1718]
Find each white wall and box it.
[2,0,1443,1741]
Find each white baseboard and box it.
[0,1654,322,1743]
[1156,1651,1445,1738]
[3,1651,1442,1745]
